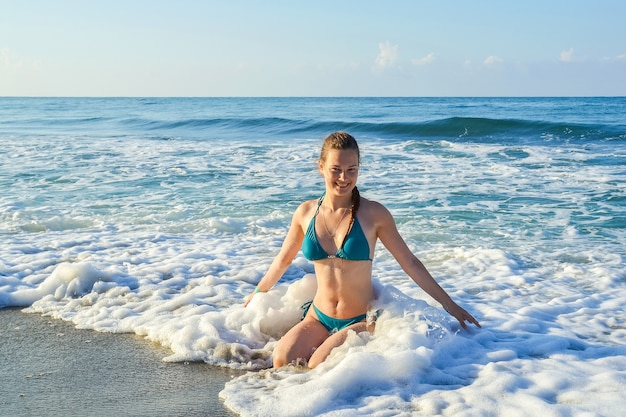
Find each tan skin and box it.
[245,148,480,368]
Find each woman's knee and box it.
[272,340,291,368]
[272,341,307,368]
[272,320,328,368]
[272,353,287,368]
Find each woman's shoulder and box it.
[359,197,394,227]
[360,196,391,216]
[298,197,320,210]
[293,198,320,219]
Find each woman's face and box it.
[319,148,359,197]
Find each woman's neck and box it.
[322,193,352,211]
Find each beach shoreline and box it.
[0,308,240,417]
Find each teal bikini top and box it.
[301,194,372,262]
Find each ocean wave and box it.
[2,97,624,144]
[119,116,625,144]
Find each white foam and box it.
[7,262,111,306]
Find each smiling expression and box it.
[319,148,359,197]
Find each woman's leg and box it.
[272,317,329,368]
[307,322,368,368]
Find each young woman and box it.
[244,132,480,368]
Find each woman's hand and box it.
[444,302,481,329]
[243,291,256,307]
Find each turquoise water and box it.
[1,97,625,416]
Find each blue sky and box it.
[1,1,625,96]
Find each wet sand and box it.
[0,308,240,417]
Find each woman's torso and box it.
[299,197,379,318]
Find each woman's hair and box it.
[319,131,360,164]
[319,131,361,225]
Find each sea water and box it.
[1,97,625,416]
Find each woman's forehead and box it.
[323,148,359,165]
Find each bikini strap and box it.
[313,192,325,217]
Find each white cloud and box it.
[0,48,24,73]
[412,52,436,66]
[560,48,575,62]
[483,55,503,66]
[603,53,626,61]
[374,41,399,71]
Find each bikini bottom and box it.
[301,301,367,334]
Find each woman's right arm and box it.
[374,202,480,329]
[244,203,308,306]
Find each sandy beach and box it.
[0,308,240,417]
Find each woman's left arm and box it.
[374,203,481,329]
